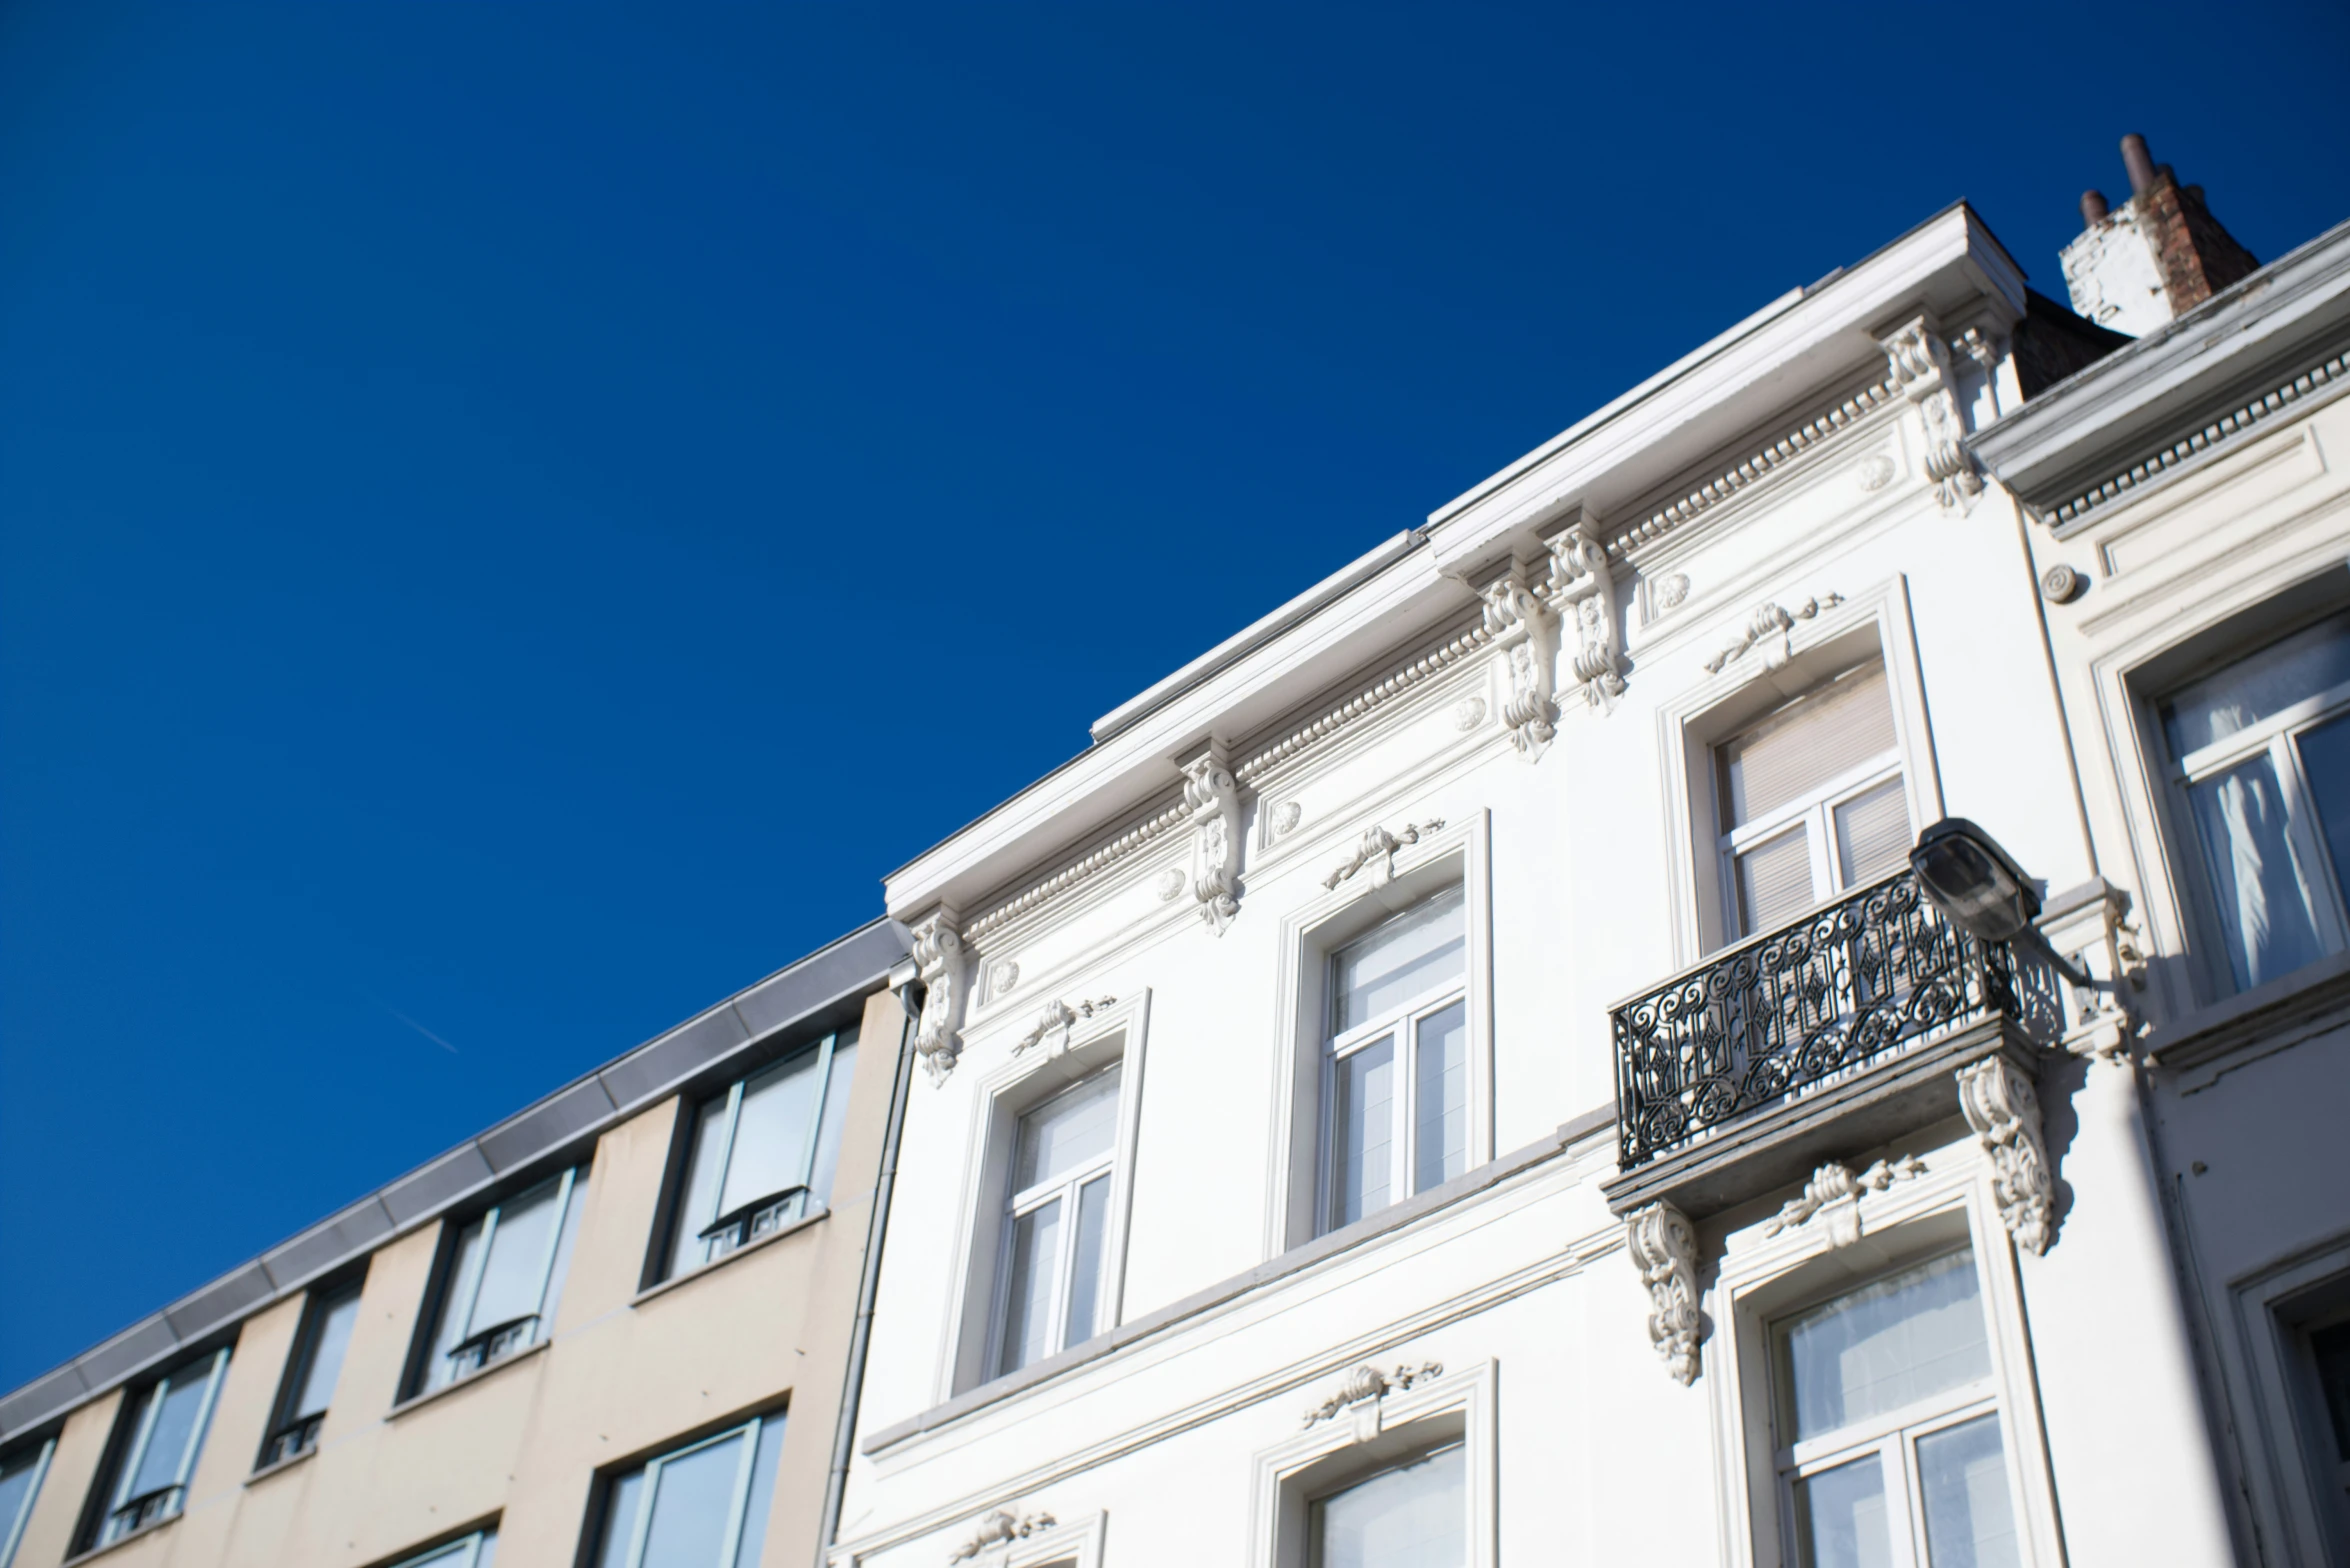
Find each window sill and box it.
[245,1444,319,1486]
[385,1335,549,1421]
[64,1513,179,1567]
[632,1204,829,1309]
[2142,946,2350,1072]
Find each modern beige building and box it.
[0,920,914,1568]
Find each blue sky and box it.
[3,0,2345,1390]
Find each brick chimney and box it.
[2061,134,2260,335]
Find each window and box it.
[663,1030,858,1281]
[2301,1309,2350,1539]
[91,1348,229,1547]
[0,1438,53,1568]
[260,1278,363,1467]
[1770,1247,2019,1568]
[392,1529,497,1568]
[993,1067,1121,1376]
[2157,610,2350,994]
[1321,885,1468,1234]
[1309,1443,1466,1568]
[591,1414,785,1568]
[414,1165,588,1396]
[1716,660,1910,940]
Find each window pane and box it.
[640,1430,747,1568]
[129,1366,216,1499]
[807,1039,860,1204]
[1917,1414,2020,1568]
[1012,1070,1121,1192]
[2188,752,2327,992]
[292,1288,363,1419]
[2310,1320,2350,1462]
[1414,1001,1469,1194]
[1780,1250,1991,1441]
[595,1470,644,1568]
[998,1198,1063,1376]
[427,1217,490,1389]
[720,1051,823,1217]
[1063,1175,1112,1350]
[730,1416,787,1568]
[542,1172,588,1328]
[1737,824,1817,935]
[1834,776,1911,890]
[1792,1454,1893,1568]
[396,1535,496,1568]
[1311,1442,1465,1568]
[0,1444,46,1561]
[1722,662,1898,829]
[1332,885,1466,1032]
[1328,1036,1396,1229]
[2163,611,2350,759]
[2294,713,2350,931]
[670,1094,734,1277]
[469,1174,565,1332]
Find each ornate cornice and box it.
[963,801,1191,945]
[1234,621,1492,784]
[2046,346,2348,528]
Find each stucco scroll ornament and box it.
[1301,1361,1443,1443]
[948,1509,1058,1563]
[1702,594,1844,675]
[1545,519,1626,712]
[1478,563,1558,760]
[1011,995,1117,1058]
[910,910,968,1087]
[1957,1057,2055,1254]
[1764,1155,1926,1249]
[1879,317,1985,512]
[1626,1200,1701,1385]
[1323,818,1445,892]
[1180,748,1243,935]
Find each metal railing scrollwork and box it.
[1613,872,2020,1169]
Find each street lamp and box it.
[1909,818,2092,985]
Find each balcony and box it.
[1601,871,2050,1222]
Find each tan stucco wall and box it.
[15,986,906,1568]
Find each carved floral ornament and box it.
[1324,818,1444,892]
[1958,1057,2055,1255]
[1011,995,1117,1058]
[1301,1361,1443,1443]
[1703,593,1844,675]
[948,1508,1058,1564]
[1764,1155,1927,1248]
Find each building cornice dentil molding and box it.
[963,799,1191,946]
[910,909,968,1087]
[1626,1200,1702,1385]
[1181,746,1243,936]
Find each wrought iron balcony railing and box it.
[1613,871,2022,1170]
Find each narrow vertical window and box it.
[0,1438,54,1568]
[391,1529,498,1568]
[260,1279,363,1467]
[417,1164,588,1395]
[2157,611,2350,993]
[93,1348,230,1546]
[665,1031,858,1281]
[993,1067,1121,1376]
[1715,659,1909,941]
[2304,1314,2350,1530]
[592,1413,785,1568]
[1309,1442,1466,1568]
[1321,884,1468,1233]
[1771,1247,2020,1568]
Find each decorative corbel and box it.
[1180,747,1243,935]
[1957,1057,2055,1255]
[1626,1200,1701,1385]
[1879,317,1984,512]
[909,909,967,1087]
[1545,514,1625,712]
[1479,563,1558,761]
[1323,818,1445,892]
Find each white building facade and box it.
[832,179,2335,1568]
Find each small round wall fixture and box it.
[2040,563,2088,604]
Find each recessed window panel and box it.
[666,1033,857,1279]
[1310,1442,1466,1568]
[593,1414,784,1568]
[993,1065,1123,1377]
[419,1166,588,1394]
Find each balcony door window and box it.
[1322,884,1469,1234]
[1310,1442,1466,1568]
[261,1280,362,1467]
[95,1348,229,1546]
[2159,610,2350,994]
[0,1438,53,1568]
[667,1032,858,1280]
[593,1414,785,1568]
[993,1067,1121,1376]
[1772,1247,2020,1568]
[418,1165,587,1394]
[1717,660,1909,941]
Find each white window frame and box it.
[1708,1151,2061,1568]
[1655,580,1942,964]
[0,1437,54,1568]
[670,1032,848,1277]
[389,1527,497,1568]
[1316,890,1472,1236]
[99,1346,229,1545]
[1248,1357,1496,1568]
[986,1066,1123,1379]
[1268,811,1491,1259]
[602,1416,769,1568]
[423,1164,583,1392]
[939,991,1151,1400]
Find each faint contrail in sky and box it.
[373,999,461,1055]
